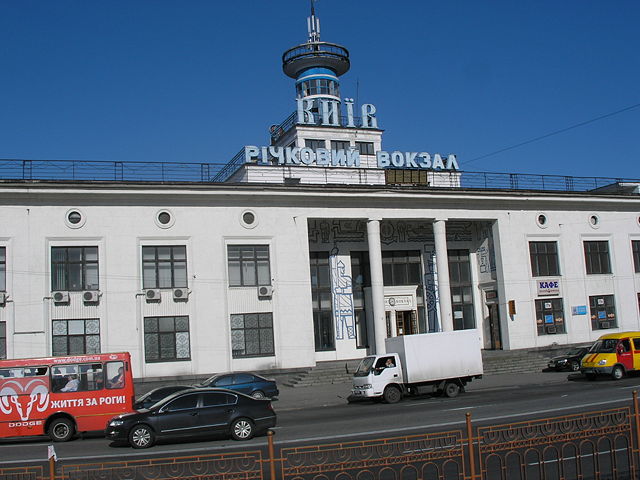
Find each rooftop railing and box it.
[0,158,637,195]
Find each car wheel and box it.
[251,390,265,399]
[49,418,75,442]
[612,365,625,380]
[383,385,402,404]
[444,382,461,398]
[129,424,155,449]
[570,361,580,372]
[230,418,254,441]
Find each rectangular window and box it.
[227,245,271,287]
[356,142,374,155]
[52,319,100,356]
[0,246,5,292]
[535,298,566,335]
[51,246,99,291]
[0,321,6,359]
[305,139,326,151]
[142,246,187,289]
[143,316,191,362]
[633,240,640,273]
[310,252,334,351]
[330,140,350,151]
[584,241,612,274]
[382,251,422,286]
[385,169,429,186]
[589,294,617,330]
[448,249,476,330]
[230,312,275,358]
[529,241,560,277]
[351,252,370,348]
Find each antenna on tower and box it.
[307,0,320,43]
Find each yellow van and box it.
[581,331,640,380]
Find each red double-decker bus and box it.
[0,352,135,441]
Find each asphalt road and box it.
[2,372,640,465]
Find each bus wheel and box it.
[129,424,155,449]
[49,418,74,442]
[612,366,625,380]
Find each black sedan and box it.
[547,347,589,371]
[195,372,279,399]
[106,388,276,448]
[133,385,194,410]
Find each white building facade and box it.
[1,9,639,380]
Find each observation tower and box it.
[281,1,350,108]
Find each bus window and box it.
[53,365,81,393]
[25,366,48,377]
[106,361,125,389]
[80,363,104,391]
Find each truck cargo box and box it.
[384,330,483,384]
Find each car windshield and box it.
[196,375,219,387]
[589,339,617,353]
[354,357,376,377]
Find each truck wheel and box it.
[444,382,461,398]
[383,386,402,404]
[612,366,625,380]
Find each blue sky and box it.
[1,1,638,178]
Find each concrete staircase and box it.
[282,343,589,387]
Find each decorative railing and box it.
[4,392,640,480]
[0,158,637,195]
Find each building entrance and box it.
[487,303,502,350]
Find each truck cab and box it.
[351,354,404,403]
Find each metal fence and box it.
[0,158,638,195]
[3,391,640,480]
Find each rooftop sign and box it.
[244,146,459,171]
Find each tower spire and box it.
[307,0,320,43]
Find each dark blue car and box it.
[196,372,279,399]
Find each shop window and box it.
[52,319,100,356]
[584,241,611,274]
[310,252,334,351]
[535,298,566,335]
[228,245,271,287]
[589,295,617,330]
[529,241,560,277]
[230,313,274,358]
[142,246,187,289]
[356,142,375,155]
[51,246,99,291]
[305,139,326,151]
[144,316,191,362]
[633,240,640,273]
[0,246,5,292]
[330,140,350,151]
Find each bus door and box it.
[617,338,633,371]
[632,338,640,371]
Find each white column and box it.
[367,218,387,354]
[434,219,454,331]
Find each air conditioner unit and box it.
[52,291,70,303]
[257,285,273,298]
[0,292,6,306]
[83,290,99,303]
[172,288,188,300]
[145,289,161,301]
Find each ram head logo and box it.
[0,379,50,421]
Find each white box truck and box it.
[350,330,483,403]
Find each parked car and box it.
[133,385,194,410]
[547,347,589,371]
[106,387,276,448]
[195,372,279,399]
